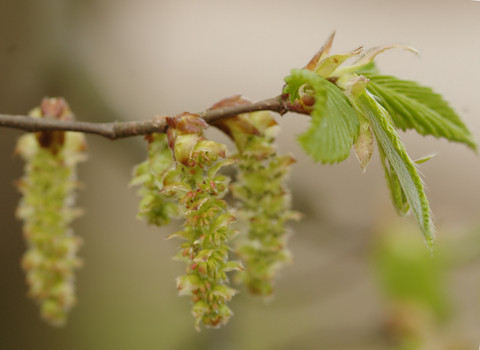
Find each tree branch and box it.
[0,95,293,140]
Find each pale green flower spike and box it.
[282,33,476,249]
[131,133,181,226]
[164,113,242,330]
[210,96,301,296]
[15,98,87,326]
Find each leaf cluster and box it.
[283,33,476,249]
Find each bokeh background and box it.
[1,1,480,349]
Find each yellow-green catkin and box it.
[164,113,243,330]
[211,97,301,297]
[130,133,181,226]
[15,98,87,326]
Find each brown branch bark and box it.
[0,95,293,140]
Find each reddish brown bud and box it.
[40,97,72,121]
[301,93,315,107]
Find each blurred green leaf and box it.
[372,224,449,321]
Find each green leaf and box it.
[284,69,360,164]
[283,69,312,103]
[378,143,409,215]
[348,92,434,250]
[363,74,476,150]
[300,83,360,163]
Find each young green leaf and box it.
[283,69,317,103]
[348,92,434,250]
[378,143,410,215]
[314,47,363,78]
[364,75,476,150]
[284,69,360,164]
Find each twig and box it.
[0,95,292,140]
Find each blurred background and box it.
[1,0,480,349]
